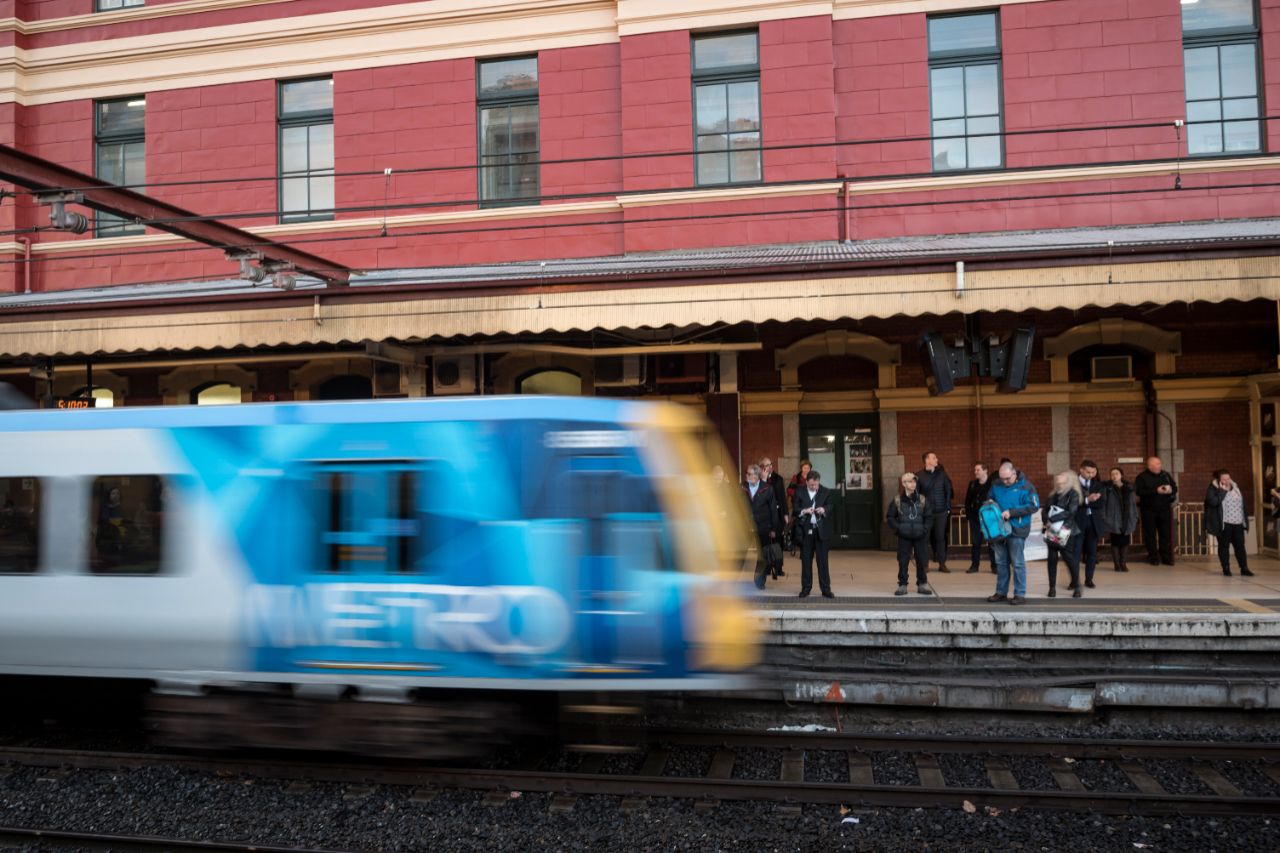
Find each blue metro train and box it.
[0,396,758,754]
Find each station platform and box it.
[744,554,1280,713]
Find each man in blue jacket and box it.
[987,461,1040,606]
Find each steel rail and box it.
[0,826,348,852]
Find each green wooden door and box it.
[800,414,880,549]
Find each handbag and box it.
[768,542,783,564]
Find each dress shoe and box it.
[1010,596,1026,605]
[987,593,1008,602]
[1148,557,1160,566]
[798,591,811,598]
[1072,588,1082,598]
[1223,570,1233,577]
[937,565,951,573]
[821,591,835,599]
[1242,568,1256,577]
[1047,588,1056,598]
[966,566,979,574]
[1085,580,1096,589]
[1118,566,1129,573]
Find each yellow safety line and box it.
[1220,598,1276,614]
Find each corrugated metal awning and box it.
[0,255,1276,357]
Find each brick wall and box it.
[1179,400,1254,499]
[760,16,837,183]
[619,30,692,194]
[741,414,784,478]
[541,44,624,205]
[1069,404,1147,473]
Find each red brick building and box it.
[0,0,1278,551]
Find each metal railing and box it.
[947,506,1209,557]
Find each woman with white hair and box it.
[1041,471,1084,598]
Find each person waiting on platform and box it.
[742,464,781,589]
[887,472,932,596]
[1042,471,1083,598]
[1203,469,1254,578]
[760,457,789,576]
[915,451,954,573]
[987,461,1039,606]
[1099,467,1138,573]
[793,469,835,599]
[963,462,996,574]
[1076,460,1104,588]
[1135,456,1178,565]
[786,459,812,556]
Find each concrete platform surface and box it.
[747,552,1280,614]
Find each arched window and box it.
[192,382,241,406]
[317,374,373,400]
[519,369,582,396]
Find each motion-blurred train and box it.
[0,397,759,755]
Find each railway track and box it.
[0,826,348,852]
[2,728,1279,821]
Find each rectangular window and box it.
[928,12,1002,172]
[318,466,426,574]
[0,478,40,573]
[278,77,334,223]
[1183,0,1262,156]
[692,30,761,186]
[95,97,145,236]
[91,476,167,574]
[97,0,144,10]
[477,56,540,206]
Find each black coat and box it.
[1203,483,1249,536]
[1098,482,1138,536]
[792,485,834,541]
[887,492,932,541]
[1076,475,1104,535]
[765,470,789,528]
[1135,469,1178,511]
[1041,489,1081,537]
[742,483,780,538]
[916,465,954,514]
[963,477,993,516]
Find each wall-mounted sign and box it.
[53,397,95,409]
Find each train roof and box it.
[0,396,649,432]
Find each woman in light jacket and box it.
[1041,471,1083,598]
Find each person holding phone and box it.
[1204,469,1254,577]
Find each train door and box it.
[800,415,880,549]
[538,446,675,675]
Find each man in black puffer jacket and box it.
[963,462,996,574]
[916,451,954,573]
[888,471,933,596]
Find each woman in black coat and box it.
[1098,467,1138,573]
[1041,471,1083,598]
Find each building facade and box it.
[0,0,1278,550]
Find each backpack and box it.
[977,499,1011,542]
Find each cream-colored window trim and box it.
[616,0,833,36]
[833,0,1053,21]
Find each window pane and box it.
[695,84,728,134]
[930,67,965,119]
[280,78,333,116]
[964,64,999,115]
[0,478,39,573]
[281,176,308,215]
[729,133,761,183]
[98,142,128,184]
[309,123,334,171]
[1187,98,1223,123]
[1181,0,1254,34]
[98,0,144,8]
[1184,46,1221,100]
[727,80,760,131]
[478,56,538,96]
[91,476,166,574]
[933,119,967,170]
[929,13,998,56]
[508,103,539,153]
[98,98,144,136]
[123,140,145,187]
[697,151,729,185]
[1223,116,1260,152]
[281,126,309,173]
[967,132,1001,169]
[1219,42,1257,97]
[697,133,729,153]
[309,174,334,215]
[1188,122,1223,155]
[693,31,758,71]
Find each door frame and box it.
[799,413,881,549]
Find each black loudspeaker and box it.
[919,331,970,396]
[996,327,1035,393]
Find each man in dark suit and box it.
[792,469,834,599]
[1075,459,1104,589]
[742,464,780,589]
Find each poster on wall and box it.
[845,431,874,490]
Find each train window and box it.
[90,475,167,574]
[0,477,40,573]
[317,466,428,574]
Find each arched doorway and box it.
[518,369,582,396]
[192,382,241,406]
[317,374,373,400]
